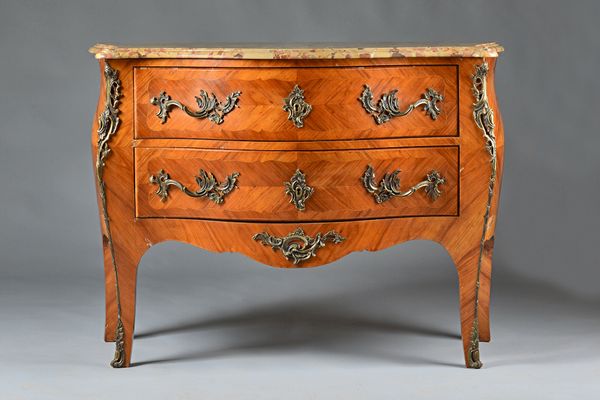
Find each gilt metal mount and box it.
[253,228,345,264]
[284,169,314,211]
[149,169,239,204]
[466,62,498,369]
[359,85,443,124]
[362,165,445,204]
[283,85,312,128]
[96,62,126,368]
[150,90,241,125]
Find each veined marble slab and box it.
[89,42,503,59]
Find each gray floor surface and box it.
[2,243,599,399]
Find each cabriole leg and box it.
[454,246,484,369]
[478,236,494,342]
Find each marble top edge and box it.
[89,42,503,59]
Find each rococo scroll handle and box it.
[150,169,239,204]
[284,169,314,211]
[150,90,241,125]
[362,165,445,204]
[283,85,312,128]
[253,228,345,265]
[359,85,443,124]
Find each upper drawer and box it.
[134,66,458,140]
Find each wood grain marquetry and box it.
[134,66,458,140]
[90,44,504,369]
[135,146,458,220]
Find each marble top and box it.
[89,42,503,59]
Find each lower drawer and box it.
[135,146,458,221]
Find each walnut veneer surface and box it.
[89,43,504,368]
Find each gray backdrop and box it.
[1,1,599,399]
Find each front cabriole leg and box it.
[453,246,484,368]
[94,60,143,368]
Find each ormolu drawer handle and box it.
[149,169,239,204]
[359,85,443,124]
[150,90,241,125]
[284,169,313,211]
[253,228,345,265]
[362,165,445,203]
[283,85,312,128]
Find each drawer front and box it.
[135,147,458,221]
[134,66,458,140]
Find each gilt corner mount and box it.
[95,61,126,368]
[466,61,498,369]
